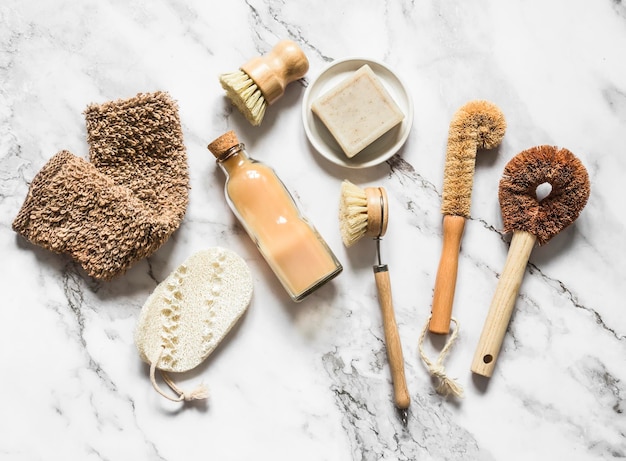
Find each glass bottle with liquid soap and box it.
[207,130,342,301]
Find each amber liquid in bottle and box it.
[208,131,342,301]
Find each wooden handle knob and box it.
[471,230,537,377]
[374,266,410,409]
[241,39,309,105]
[429,215,466,334]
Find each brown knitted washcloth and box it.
[12,91,189,280]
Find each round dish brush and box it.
[430,100,507,334]
[219,39,309,126]
[471,145,590,377]
[339,180,410,419]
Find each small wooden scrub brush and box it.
[471,145,590,377]
[339,180,410,418]
[430,100,507,334]
[219,39,309,126]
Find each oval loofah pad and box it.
[135,247,253,373]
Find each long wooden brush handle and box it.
[471,230,537,377]
[429,215,466,334]
[241,40,309,105]
[374,265,410,409]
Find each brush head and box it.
[219,70,267,126]
[499,145,590,245]
[339,180,388,247]
[441,100,506,217]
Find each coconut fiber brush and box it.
[339,180,410,418]
[430,100,507,334]
[471,145,590,377]
[219,39,309,126]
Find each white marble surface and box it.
[1,1,625,460]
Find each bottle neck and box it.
[217,143,249,175]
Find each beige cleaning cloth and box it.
[12,91,189,280]
[135,248,253,402]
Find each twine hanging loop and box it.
[418,316,464,398]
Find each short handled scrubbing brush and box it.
[339,180,410,418]
[430,100,507,334]
[219,39,309,126]
[471,145,590,377]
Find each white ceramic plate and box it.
[302,57,413,169]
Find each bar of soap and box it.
[311,64,405,158]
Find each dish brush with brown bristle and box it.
[219,40,309,126]
[339,180,410,422]
[471,145,590,377]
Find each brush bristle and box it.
[499,145,590,245]
[219,70,267,126]
[338,180,369,247]
[442,100,506,217]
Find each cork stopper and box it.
[207,131,240,159]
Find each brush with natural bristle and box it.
[338,180,410,419]
[471,145,590,378]
[219,39,309,126]
[219,72,267,126]
[429,100,507,335]
[339,180,388,246]
[441,100,507,217]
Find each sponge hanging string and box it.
[149,346,209,402]
[418,316,464,398]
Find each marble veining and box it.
[1,0,625,460]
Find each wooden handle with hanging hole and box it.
[471,230,537,377]
[241,40,309,105]
[374,265,410,409]
[429,215,466,334]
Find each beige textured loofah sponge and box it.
[135,247,253,402]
